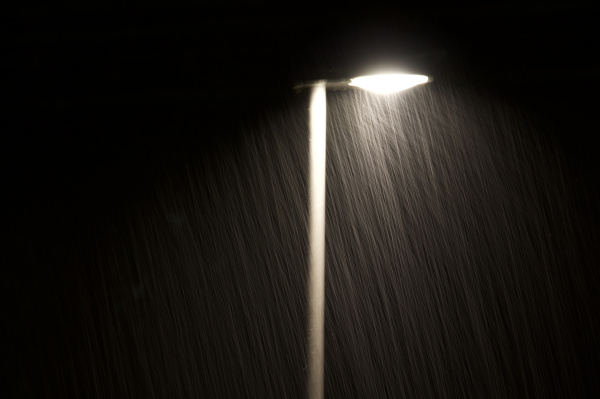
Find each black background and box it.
[5,1,600,397]
[5,2,599,213]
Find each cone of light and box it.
[349,74,429,94]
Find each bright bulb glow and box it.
[349,74,429,94]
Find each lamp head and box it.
[348,74,429,94]
[294,73,431,93]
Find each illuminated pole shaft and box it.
[307,81,327,399]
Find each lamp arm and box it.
[293,79,352,93]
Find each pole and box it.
[307,81,327,399]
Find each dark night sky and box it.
[5,2,600,202]
[4,1,600,398]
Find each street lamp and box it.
[296,73,431,399]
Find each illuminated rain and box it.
[20,80,594,398]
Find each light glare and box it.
[349,74,429,94]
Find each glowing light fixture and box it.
[348,73,429,94]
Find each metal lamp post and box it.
[296,73,431,399]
